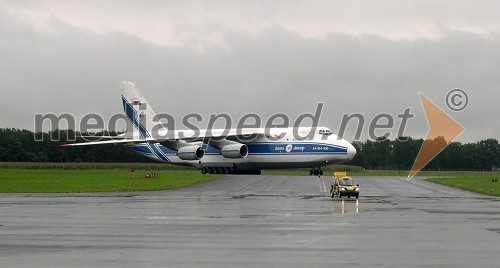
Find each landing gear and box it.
[201,168,261,175]
[309,167,323,176]
[202,167,229,174]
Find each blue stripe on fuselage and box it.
[147,142,170,162]
[202,142,347,155]
[127,143,171,162]
[128,142,346,161]
[245,142,347,155]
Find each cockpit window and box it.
[318,129,332,135]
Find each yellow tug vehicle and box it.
[330,171,360,199]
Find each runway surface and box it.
[0,175,499,267]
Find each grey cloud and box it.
[0,11,498,142]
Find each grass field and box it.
[427,173,500,197]
[0,169,220,193]
[0,162,499,195]
[0,162,192,170]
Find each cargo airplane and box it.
[63,82,356,175]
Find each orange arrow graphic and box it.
[408,93,465,178]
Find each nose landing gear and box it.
[309,167,323,176]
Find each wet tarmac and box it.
[0,175,499,267]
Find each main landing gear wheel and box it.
[309,168,323,176]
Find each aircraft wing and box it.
[72,133,128,140]
[61,128,284,147]
[61,138,154,147]
[176,128,286,141]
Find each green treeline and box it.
[351,137,499,171]
[0,128,498,170]
[0,128,149,163]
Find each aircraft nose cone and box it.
[347,143,357,160]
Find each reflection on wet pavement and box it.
[0,175,498,267]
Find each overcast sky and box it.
[1,0,499,142]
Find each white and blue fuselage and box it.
[126,128,356,172]
[63,82,356,174]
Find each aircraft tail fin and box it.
[120,81,157,138]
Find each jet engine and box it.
[176,145,205,160]
[220,143,248,159]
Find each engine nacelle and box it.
[220,144,248,158]
[176,145,205,160]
